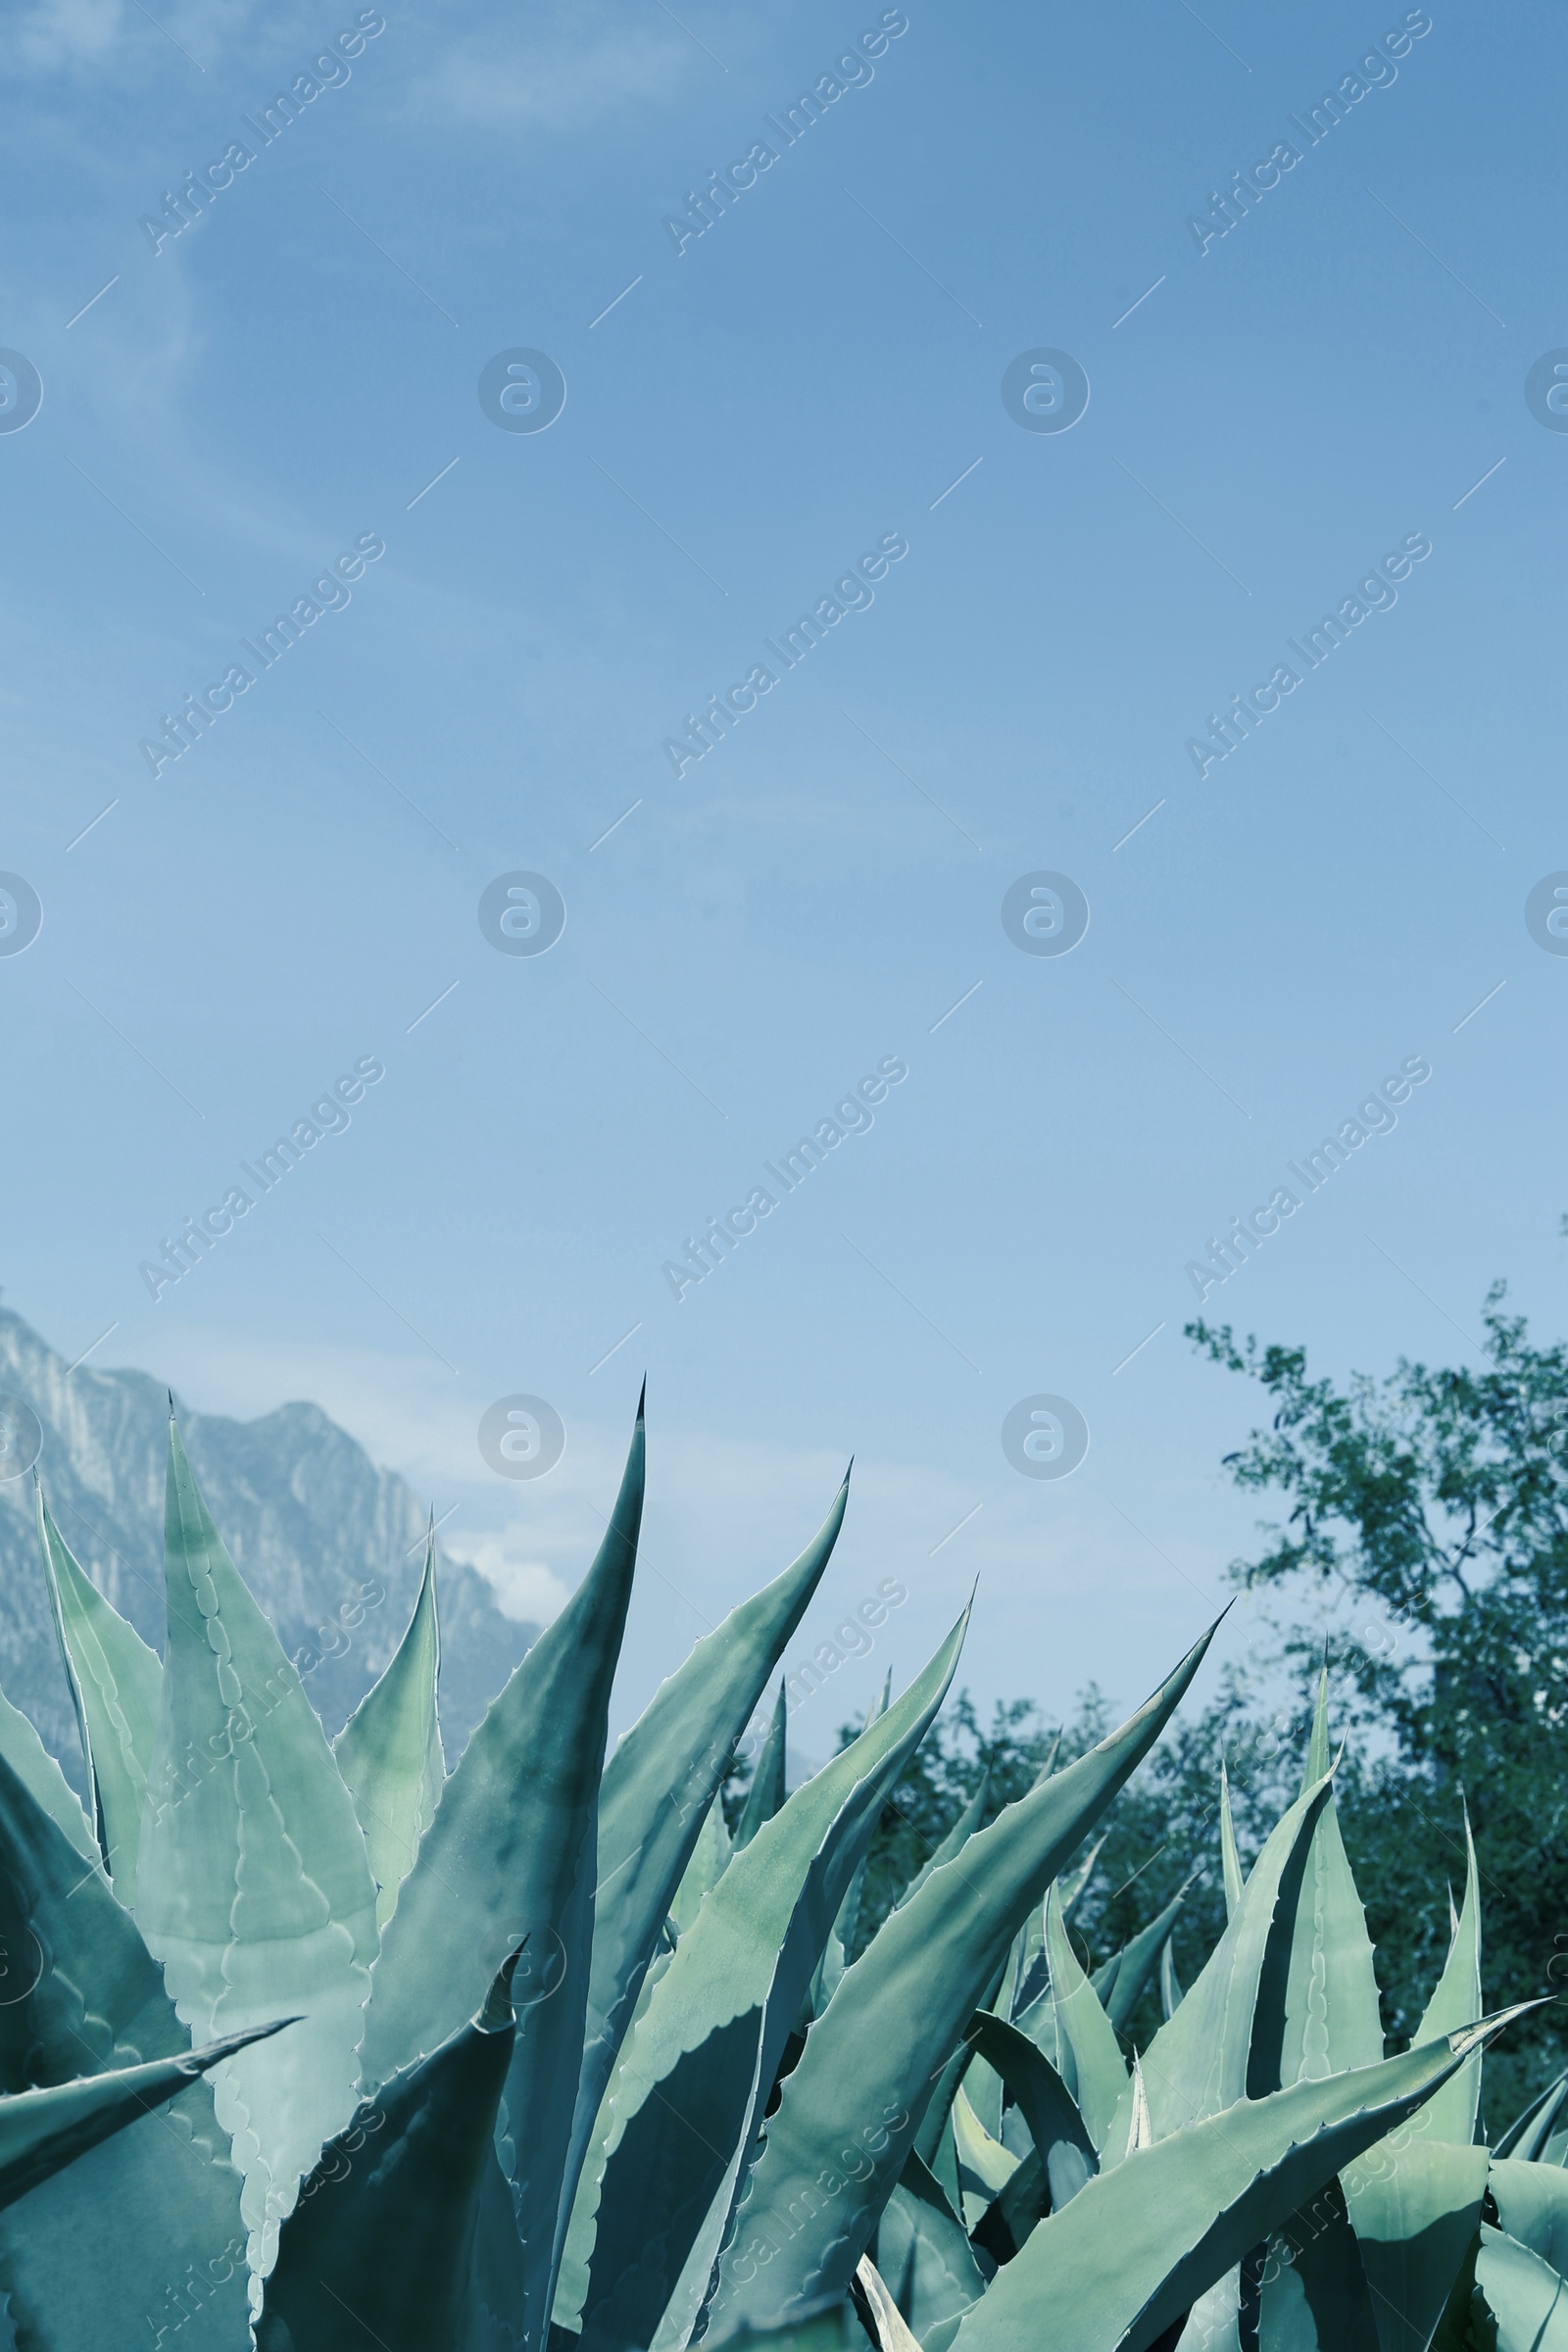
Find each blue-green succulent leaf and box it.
[569,1479,846,2277]
[36,1483,162,1897]
[0,2020,289,2212]
[364,1401,646,2351]
[1101,1772,1335,2159]
[258,1952,524,2352]
[134,1416,380,2299]
[1401,1805,1483,2147]
[736,1681,789,1851]
[334,1527,444,1931]
[1473,2223,1568,2351]
[1220,1762,1244,1920]
[878,2149,986,2352]
[1043,1883,1126,2151]
[0,1747,255,2350]
[0,1679,95,1868]
[1489,2158,1568,2273]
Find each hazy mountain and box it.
[0,1304,535,1787]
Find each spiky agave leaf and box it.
[570,1613,970,2352]
[1472,2223,1568,2350]
[900,1773,990,1913]
[1043,1882,1126,2152]
[0,1747,255,2351]
[333,1522,444,1931]
[576,1473,846,2207]
[967,2012,1096,2217]
[851,2252,924,2352]
[1157,1936,1182,2023]
[1219,1761,1244,1919]
[1343,1808,1490,2352]
[134,1414,379,2304]
[361,1396,644,2348]
[877,2149,988,2352]
[1221,1672,1383,2352]
[706,1619,1221,2340]
[670,1797,733,1936]
[1099,1771,1336,2159]
[735,1681,789,1850]
[0,2020,291,2212]
[948,2014,1534,2352]
[35,1481,162,1897]
[257,1950,526,2352]
[1090,1884,1189,2036]
[1254,2174,1381,2352]
[0,1677,96,1868]
[952,2083,1018,2227]
[1487,2159,1568,2276]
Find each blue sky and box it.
[3,0,1565,1753]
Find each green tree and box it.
[1185,1287,1568,2121]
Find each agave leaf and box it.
[1220,1762,1244,1919]
[565,1479,846,2288]
[966,2012,1096,2213]
[1101,1886,1190,2036]
[878,2149,987,2352]
[0,2020,288,2212]
[572,1614,970,2352]
[1473,2223,1568,2350]
[1334,1814,1489,2352]
[553,1485,850,2333]
[1256,2174,1381,2352]
[0,1752,173,2094]
[36,1484,162,1896]
[970,2146,1045,2271]
[1299,1663,1333,1791]
[333,1527,444,1931]
[1101,1772,1335,2159]
[0,1750,256,2349]
[0,1680,95,1867]
[1495,2072,1568,2163]
[903,1776,990,1916]
[1158,1936,1183,2022]
[952,2084,1017,2225]
[1271,1788,1382,2096]
[1489,2159,1568,2274]
[257,1951,525,2352]
[670,1798,733,1936]
[707,1619,1220,2338]
[736,1682,789,1850]
[1400,1805,1483,2147]
[1061,1834,1106,1931]
[365,1400,644,2350]
[134,1416,379,2298]
[851,2253,923,2352]
[1345,2141,1494,2352]
[1043,1884,1126,2150]
[815,1674,894,2018]
[948,2015,1526,2352]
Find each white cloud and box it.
[445,1527,572,1625]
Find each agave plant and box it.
[0,1393,1560,2352]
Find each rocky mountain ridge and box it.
[0,1305,534,1783]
